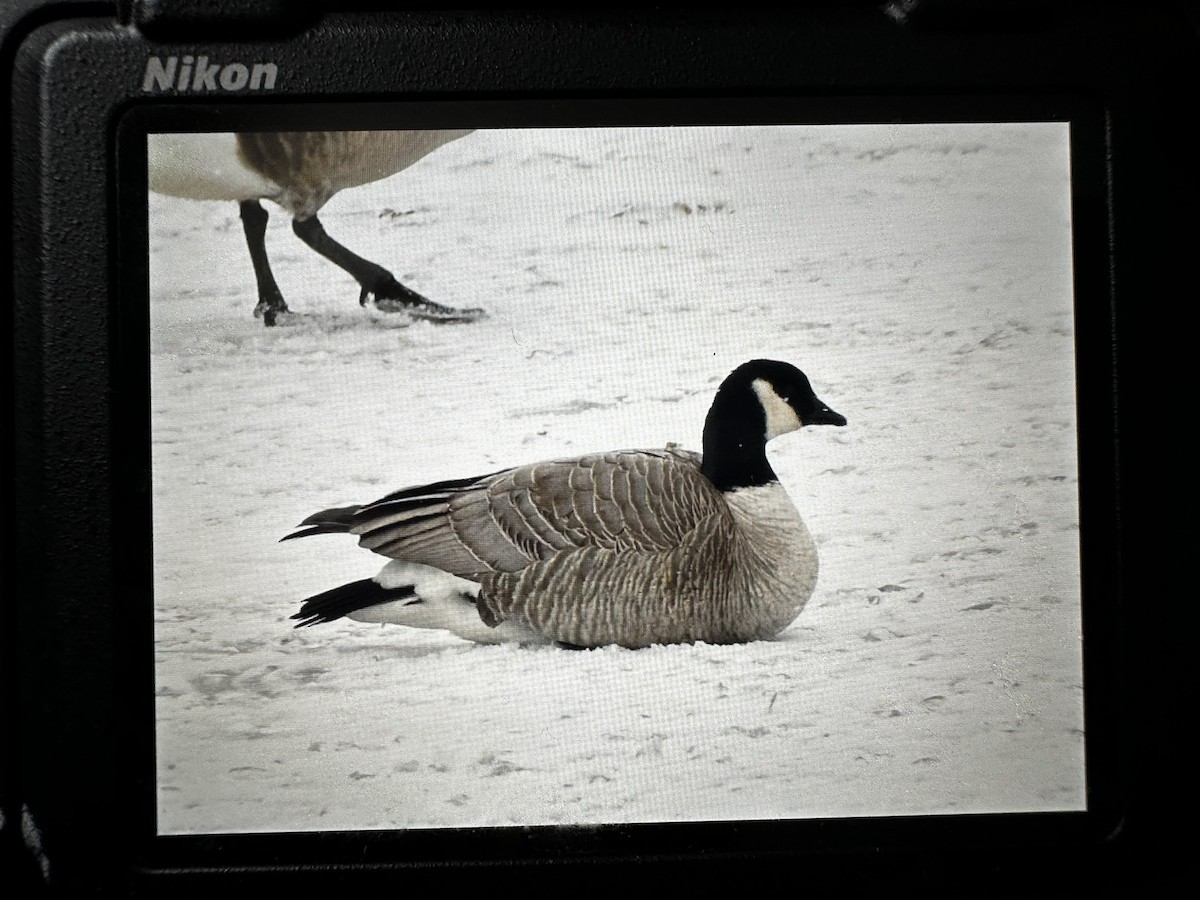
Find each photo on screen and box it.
[146,122,1083,835]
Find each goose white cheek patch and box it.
[751,378,803,440]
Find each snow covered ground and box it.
[148,122,1084,835]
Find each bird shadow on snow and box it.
[305,628,571,662]
[150,306,451,360]
[262,309,420,334]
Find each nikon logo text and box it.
[142,55,278,93]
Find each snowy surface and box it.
[148,123,1084,835]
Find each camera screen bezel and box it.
[111,94,1120,873]
[8,5,1163,889]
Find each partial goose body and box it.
[284,359,846,649]
[149,133,281,202]
[148,130,481,325]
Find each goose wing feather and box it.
[291,447,723,583]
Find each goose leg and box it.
[291,214,485,322]
[238,200,289,327]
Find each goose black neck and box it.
[700,385,777,492]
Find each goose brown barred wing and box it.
[323,449,725,582]
[458,449,725,558]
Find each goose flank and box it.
[283,359,846,649]
[149,130,483,325]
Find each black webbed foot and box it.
[253,298,290,327]
[364,277,486,324]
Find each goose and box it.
[282,359,846,649]
[148,130,484,326]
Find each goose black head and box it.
[701,359,846,491]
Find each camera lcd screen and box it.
[142,119,1084,836]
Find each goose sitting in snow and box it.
[283,359,846,648]
[149,130,484,326]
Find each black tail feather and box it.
[280,524,352,542]
[298,504,363,528]
[369,472,499,506]
[291,578,416,628]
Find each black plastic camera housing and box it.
[3,1,1193,894]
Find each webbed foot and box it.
[363,279,486,324]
